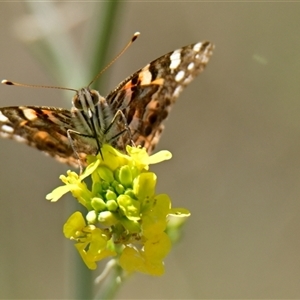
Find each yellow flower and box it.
[46,144,190,275]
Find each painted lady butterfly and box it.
[0,38,214,167]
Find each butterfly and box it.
[0,39,214,168]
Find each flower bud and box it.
[86,210,98,224]
[106,199,118,211]
[98,211,119,227]
[118,165,132,187]
[91,197,106,211]
[105,190,117,201]
[97,165,114,183]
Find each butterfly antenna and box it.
[1,79,77,92]
[87,31,140,88]
[2,32,140,92]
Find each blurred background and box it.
[1,2,300,299]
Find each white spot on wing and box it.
[169,49,182,69]
[0,132,10,138]
[140,65,152,85]
[14,135,28,143]
[22,108,38,121]
[201,55,209,64]
[1,124,14,133]
[193,42,202,52]
[0,111,9,122]
[175,70,185,82]
[183,75,193,85]
[172,85,183,98]
[187,62,195,70]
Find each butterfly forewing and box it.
[106,41,214,152]
[0,40,214,167]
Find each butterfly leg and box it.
[67,129,93,173]
[105,109,135,147]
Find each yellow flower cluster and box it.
[46,144,190,275]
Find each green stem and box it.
[94,259,128,300]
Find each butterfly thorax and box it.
[71,88,116,153]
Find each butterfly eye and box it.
[72,94,83,110]
[89,90,101,105]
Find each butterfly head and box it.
[72,88,104,116]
